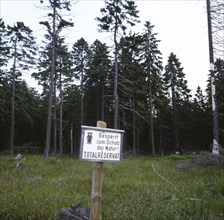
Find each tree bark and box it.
[133,103,136,156]
[149,82,155,155]
[113,46,119,129]
[70,123,73,155]
[10,40,17,156]
[207,0,219,155]
[80,65,84,125]
[53,81,57,155]
[59,71,63,155]
[113,19,119,129]
[172,91,179,150]
[44,2,56,159]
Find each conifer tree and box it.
[38,0,73,159]
[192,86,211,149]
[118,33,146,154]
[139,21,163,154]
[0,19,9,77]
[97,0,139,128]
[57,37,73,154]
[71,38,90,125]
[0,18,10,146]
[85,39,112,123]
[163,53,191,151]
[7,22,37,155]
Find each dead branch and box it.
[152,164,179,193]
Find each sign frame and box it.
[80,125,124,163]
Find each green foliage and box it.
[0,155,223,219]
[85,40,112,124]
[163,53,192,150]
[96,0,139,35]
[72,38,90,79]
[0,2,223,157]
[7,21,37,73]
[0,19,9,69]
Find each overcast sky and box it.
[0,0,210,95]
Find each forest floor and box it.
[0,154,223,219]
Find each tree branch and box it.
[152,164,179,193]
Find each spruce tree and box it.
[163,53,191,151]
[97,0,139,128]
[38,0,73,158]
[7,22,37,155]
[192,86,211,149]
[85,39,112,123]
[0,19,10,148]
[71,38,90,125]
[139,21,163,154]
[118,33,146,154]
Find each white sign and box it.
[80,126,124,162]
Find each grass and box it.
[0,154,223,219]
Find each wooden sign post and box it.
[79,121,124,220]
[90,121,106,220]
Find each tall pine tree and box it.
[7,22,37,155]
[139,21,163,154]
[38,0,73,158]
[163,53,191,151]
[97,0,139,128]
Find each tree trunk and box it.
[81,67,84,125]
[149,78,155,155]
[70,123,73,155]
[44,3,56,159]
[172,84,179,150]
[136,121,140,154]
[158,114,163,154]
[53,81,57,155]
[10,40,17,156]
[59,71,63,155]
[132,103,136,156]
[207,0,219,155]
[113,25,119,129]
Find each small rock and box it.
[16,162,25,169]
[55,204,89,220]
[15,154,23,160]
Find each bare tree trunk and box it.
[10,40,17,156]
[158,114,163,154]
[132,94,137,156]
[149,113,155,155]
[149,79,155,155]
[70,123,73,155]
[53,82,57,155]
[114,26,119,129]
[59,71,63,155]
[207,0,220,155]
[44,3,56,159]
[136,121,140,154]
[133,103,136,156]
[81,68,84,125]
[172,83,179,151]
